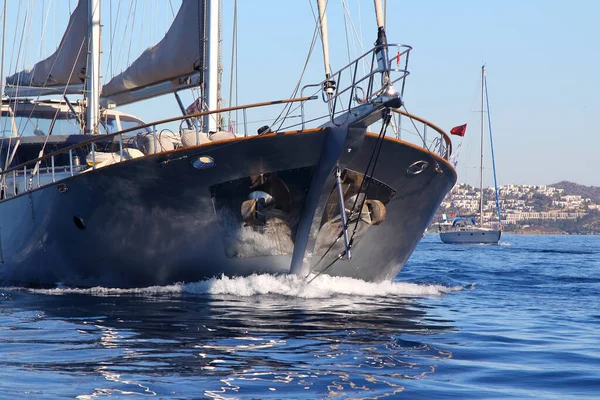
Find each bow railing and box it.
[300,44,412,127]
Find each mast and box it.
[203,0,219,134]
[317,0,332,78]
[485,71,503,227]
[373,0,391,88]
[374,0,385,29]
[317,0,335,105]
[479,65,485,225]
[85,0,101,134]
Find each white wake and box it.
[22,273,463,299]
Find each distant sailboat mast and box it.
[479,65,485,225]
[485,69,503,227]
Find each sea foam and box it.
[23,273,462,299]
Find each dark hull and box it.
[0,131,455,287]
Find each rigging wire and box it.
[13,3,30,89]
[125,0,138,67]
[2,0,87,172]
[10,2,37,137]
[138,0,148,69]
[107,0,124,79]
[274,0,372,132]
[346,110,391,233]
[340,0,368,77]
[2,1,25,170]
[167,0,175,17]
[307,112,393,284]
[484,75,502,225]
[31,37,88,175]
[38,0,50,60]
[113,0,135,73]
[270,0,321,132]
[218,0,223,113]
[7,2,22,80]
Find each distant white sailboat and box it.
[440,65,502,244]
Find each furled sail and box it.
[101,0,206,107]
[5,0,88,97]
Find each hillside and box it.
[432,181,600,235]
[550,181,600,203]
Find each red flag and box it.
[450,124,467,137]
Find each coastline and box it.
[426,229,598,236]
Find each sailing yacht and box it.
[0,0,457,287]
[439,65,501,244]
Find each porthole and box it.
[73,216,85,230]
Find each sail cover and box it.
[5,0,88,92]
[101,0,205,106]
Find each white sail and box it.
[5,0,88,96]
[101,0,206,107]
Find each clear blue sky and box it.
[3,1,599,187]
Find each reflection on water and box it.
[0,274,457,399]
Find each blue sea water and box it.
[1,234,599,399]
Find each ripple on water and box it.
[1,234,599,398]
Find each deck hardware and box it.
[335,168,352,260]
[406,160,428,176]
[192,156,215,169]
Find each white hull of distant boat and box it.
[439,229,501,244]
